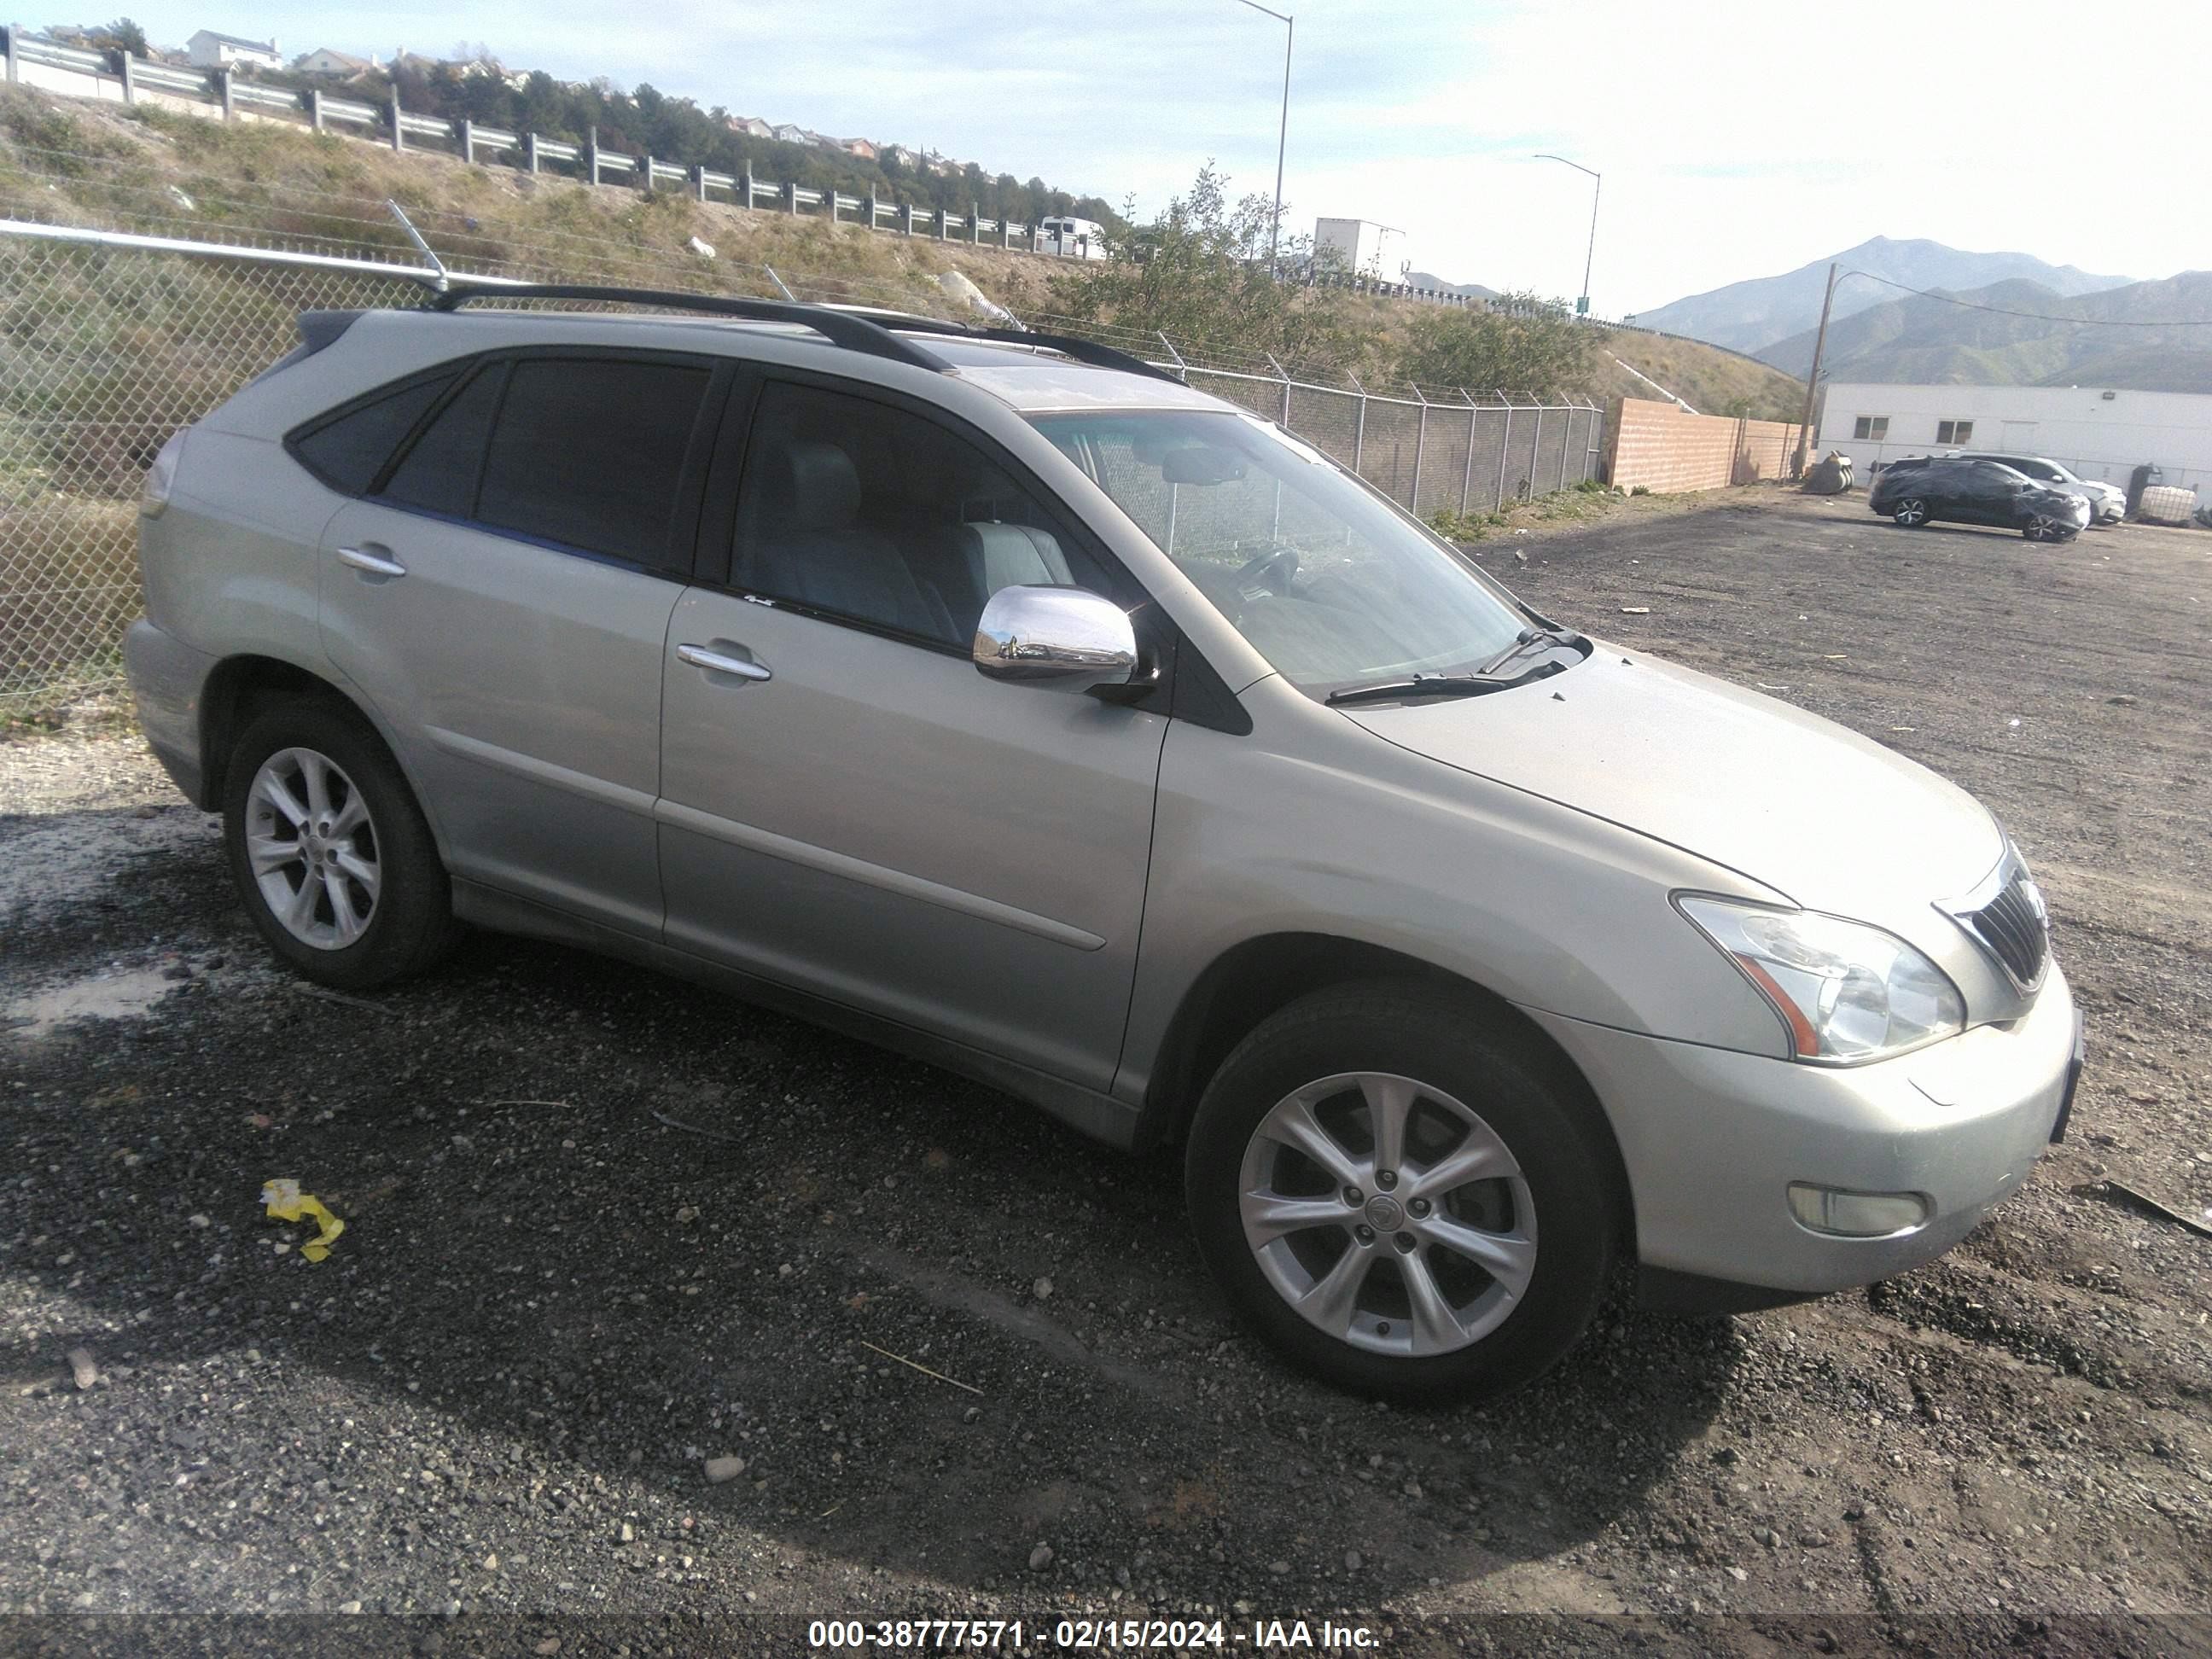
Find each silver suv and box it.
[126,288,2084,1401]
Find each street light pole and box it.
[1233,0,1294,276]
[1534,153,1600,316]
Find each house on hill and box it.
[294,47,375,79]
[186,30,281,71]
[727,115,772,138]
[769,122,809,145]
[839,137,878,161]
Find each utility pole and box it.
[1794,262,1839,478]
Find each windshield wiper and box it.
[1324,673,1505,707]
[1476,624,1586,676]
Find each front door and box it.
[656,377,1167,1091]
[317,350,725,936]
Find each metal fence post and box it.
[524,131,540,174]
[1458,390,1477,516]
[585,125,599,183]
[1344,374,1362,477]
[3,26,17,85]
[460,119,475,166]
[641,153,656,194]
[389,89,405,154]
[307,85,324,131]
[1409,386,1429,515]
[1559,402,1571,492]
[865,189,878,231]
[1530,404,1544,498]
[900,203,915,236]
[217,67,234,122]
[783,180,798,215]
[691,164,706,203]
[998,218,1010,250]
[1265,354,1291,427]
[119,49,136,104]
[1496,391,1512,510]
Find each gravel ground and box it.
[3,488,2209,1656]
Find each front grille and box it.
[1967,873,2048,987]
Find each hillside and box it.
[1636,236,2133,355]
[0,85,1802,420]
[1756,270,2212,393]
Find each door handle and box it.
[677,643,771,682]
[338,546,407,578]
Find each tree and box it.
[1397,292,1600,398]
[1046,162,1365,373]
[99,16,148,55]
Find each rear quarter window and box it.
[288,373,457,494]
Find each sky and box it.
[117,0,2204,315]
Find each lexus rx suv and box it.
[125,289,2084,1401]
[1869,457,2091,540]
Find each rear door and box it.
[315,349,728,936]
[655,374,1169,1091]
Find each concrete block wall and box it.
[1604,397,1805,493]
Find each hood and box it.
[1344,646,2005,930]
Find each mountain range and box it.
[1751,270,2212,393]
[1404,271,1497,300]
[1634,236,2132,355]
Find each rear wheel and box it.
[1891,498,1929,527]
[222,700,457,990]
[1185,983,1618,1404]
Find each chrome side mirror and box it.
[971,585,1138,694]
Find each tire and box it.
[1891,498,1929,527]
[1184,982,1619,1404]
[222,698,457,991]
[2022,518,2050,542]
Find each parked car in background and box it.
[125,291,2081,1404]
[1868,457,2091,541]
[1952,452,2124,525]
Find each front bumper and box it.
[1528,964,2078,1296]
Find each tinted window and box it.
[379,365,505,516]
[733,381,1109,646]
[475,358,713,568]
[291,374,453,494]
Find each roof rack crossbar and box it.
[806,307,1185,385]
[425,282,953,373]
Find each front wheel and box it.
[1891,498,1930,527]
[1184,984,1619,1404]
[222,700,457,991]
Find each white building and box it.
[294,48,374,79]
[186,30,281,71]
[1314,217,1399,279]
[1819,381,2212,503]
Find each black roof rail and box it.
[808,306,1186,385]
[423,282,953,374]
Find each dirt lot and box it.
[3,488,2209,1655]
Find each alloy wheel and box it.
[1237,1071,1538,1358]
[244,747,381,950]
[1895,499,1927,526]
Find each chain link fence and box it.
[0,218,1602,713]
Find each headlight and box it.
[1677,896,1965,1064]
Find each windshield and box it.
[1030,410,1532,696]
